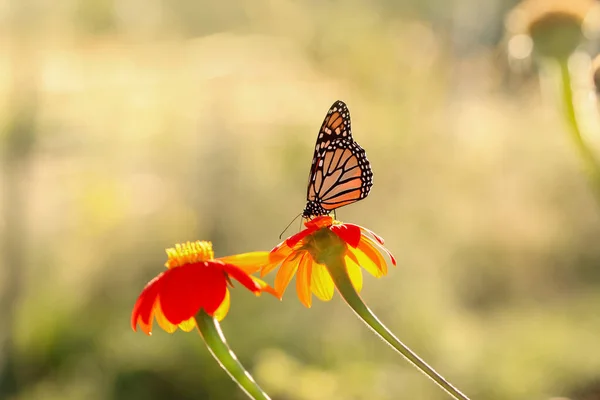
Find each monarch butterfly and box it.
[302,100,373,219]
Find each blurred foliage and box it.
[1,0,600,399]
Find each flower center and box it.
[165,240,214,269]
[302,226,346,264]
[304,215,338,229]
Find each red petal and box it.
[388,251,397,266]
[131,273,164,334]
[330,224,361,248]
[222,263,262,293]
[159,262,227,323]
[305,216,333,229]
[286,226,318,248]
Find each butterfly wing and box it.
[313,100,353,157]
[307,100,353,200]
[305,100,373,217]
[308,139,373,209]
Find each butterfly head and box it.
[302,200,330,220]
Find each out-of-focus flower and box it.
[132,241,275,335]
[262,216,396,307]
[505,0,600,61]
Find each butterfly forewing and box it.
[304,100,373,218]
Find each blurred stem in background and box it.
[195,311,272,400]
[0,0,38,394]
[556,56,600,199]
[506,0,600,203]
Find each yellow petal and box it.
[310,263,335,301]
[347,246,384,278]
[296,254,313,308]
[154,300,178,333]
[218,252,270,274]
[178,317,197,332]
[213,289,231,321]
[344,255,363,293]
[274,253,300,297]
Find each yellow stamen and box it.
[165,240,214,269]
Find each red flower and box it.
[262,216,396,307]
[132,241,275,335]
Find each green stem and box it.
[194,311,271,400]
[324,254,470,400]
[558,58,600,199]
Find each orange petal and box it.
[134,305,156,336]
[261,259,281,277]
[367,236,397,266]
[218,252,270,274]
[269,241,293,262]
[305,216,333,229]
[357,236,388,276]
[250,276,280,298]
[213,289,231,321]
[263,243,293,277]
[178,317,197,332]
[310,263,335,301]
[296,253,313,308]
[344,255,363,292]
[274,253,300,297]
[347,245,384,278]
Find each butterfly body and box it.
[302,100,373,219]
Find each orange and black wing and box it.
[304,100,373,218]
[312,100,352,158]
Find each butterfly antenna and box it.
[279,212,303,239]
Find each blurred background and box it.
[2,0,600,399]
